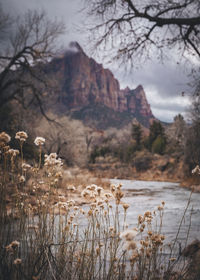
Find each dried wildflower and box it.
[116,183,122,190]
[96,247,100,255]
[160,235,165,241]
[55,171,62,178]
[34,136,45,146]
[6,240,20,252]
[110,184,116,193]
[125,240,137,251]
[81,189,89,198]
[90,184,98,190]
[192,165,200,175]
[22,163,31,171]
[122,203,130,211]
[8,149,19,157]
[114,189,124,204]
[14,258,22,265]
[109,227,114,232]
[144,210,152,218]
[67,200,75,207]
[15,131,28,142]
[0,132,11,143]
[88,209,93,216]
[5,244,13,252]
[44,153,63,167]
[120,229,138,241]
[138,215,144,224]
[19,175,25,183]
[158,205,164,211]
[80,208,85,215]
[68,185,76,191]
[104,192,113,199]
[97,186,103,195]
[11,240,20,248]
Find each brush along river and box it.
[110,179,200,245]
[78,180,200,246]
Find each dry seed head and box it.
[0,132,11,143]
[144,211,152,217]
[19,175,25,183]
[90,184,98,190]
[116,183,122,190]
[14,258,22,265]
[125,240,137,251]
[169,257,176,262]
[138,215,144,224]
[11,240,20,248]
[96,247,100,255]
[34,136,45,146]
[104,192,113,199]
[120,229,138,241]
[122,203,130,211]
[88,209,93,216]
[67,200,75,207]
[161,235,165,240]
[8,149,19,157]
[97,186,103,195]
[22,163,31,171]
[15,131,28,142]
[110,184,116,193]
[5,244,13,252]
[158,205,164,211]
[192,165,200,175]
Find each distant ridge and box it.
[45,41,155,128]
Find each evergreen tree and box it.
[148,121,166,154]
[132,123,142,149]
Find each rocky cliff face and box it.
[47,42,155,127]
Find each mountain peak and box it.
[67,41,84,54]
[47,44,155,128]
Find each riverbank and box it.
[88,157,200,192]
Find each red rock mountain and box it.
[47,42,155,128]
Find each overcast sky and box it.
[1,0,194,122]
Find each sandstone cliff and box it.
[46,42,155,128]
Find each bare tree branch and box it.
[0,8,65,117]
[85,0,200,65]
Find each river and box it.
[110,179,200,245]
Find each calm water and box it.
[110,179,200,244]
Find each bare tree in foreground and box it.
[86,0,200,65]
[0,8,65,114]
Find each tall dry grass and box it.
[0,131,198,280]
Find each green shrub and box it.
[152,135,166,155]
